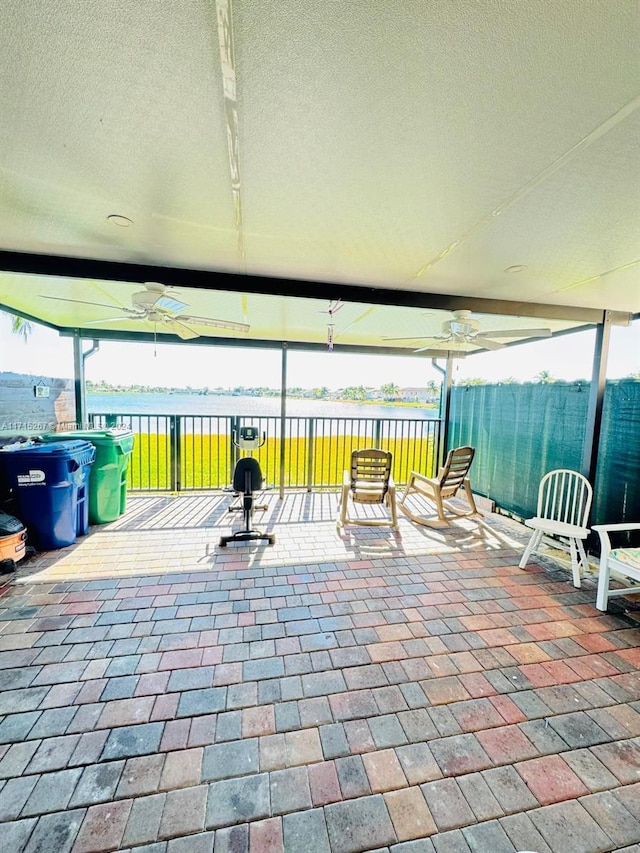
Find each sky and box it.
[1,311,638,389]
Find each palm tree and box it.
[535,369,554,384]
[380,382,400,401]
[456,377,487,386]
[425,379,440,402]
[5,312,33,341]
[343,385,367,401]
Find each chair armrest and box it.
[407,471,436,486]
[593,523,640,560]
[593,526,613,559]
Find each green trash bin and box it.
[41,429,135,524]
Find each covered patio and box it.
[1,1,639,851]
[1,493,639,852]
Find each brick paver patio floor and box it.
[0,492,639,853]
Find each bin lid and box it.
[0,439,96,460]
[44,429,133,437]
[0,510,25,536]
[1,439,92,455]
[42,430,134,452]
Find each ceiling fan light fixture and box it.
[132,290,162,309]
[107,214,134,227]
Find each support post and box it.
[73,337,100,429]
[170,415,182,492]
[279,343,288,499]
[581,311,612,484]
[230,416,240,482]
[175,416,182,492]
[73,334,85,428]
[306,418,315,492]
[374,419,382,449]
[439,354,454,467]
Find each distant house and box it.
[399,387,432,403]
[0,371,76,435]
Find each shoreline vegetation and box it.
[86,381,440,408]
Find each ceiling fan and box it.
[384,310,552,352]
[41,282,249,340]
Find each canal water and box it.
[87,392,439,421]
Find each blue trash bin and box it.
[0,440,96,550]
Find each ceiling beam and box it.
[53,322,597,359]
[54,326,450,357]
[0,249,631,325]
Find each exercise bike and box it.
[219,426,275,547]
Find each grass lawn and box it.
[127,432,438,491]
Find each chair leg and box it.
[387,486,399,530]
[576,539,589,573]
[568,538,582,588]
[519,529,542,569]
[433,489,447,523]
[399,477,414,509]
[337,485,348,528]
[462,479,479,515]
[596,558,611,612]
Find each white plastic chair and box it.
[592,523,640,611]
[519,469,593,587]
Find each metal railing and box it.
[89,412,442,492]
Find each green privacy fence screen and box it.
[448,378,640,527]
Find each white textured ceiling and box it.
[0,0,638,349]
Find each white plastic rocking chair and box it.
[519,468,593,587]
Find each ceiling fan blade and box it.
[41,296,128,311]
[382,336,427,342]
[413,347,467,357]
[83,316,130,325]
[472,336,505,350]
[408,338,445,349]
[479,328,551,338]
[165,319,200,340]
[178,315,250,333]
[382,335,445,343]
